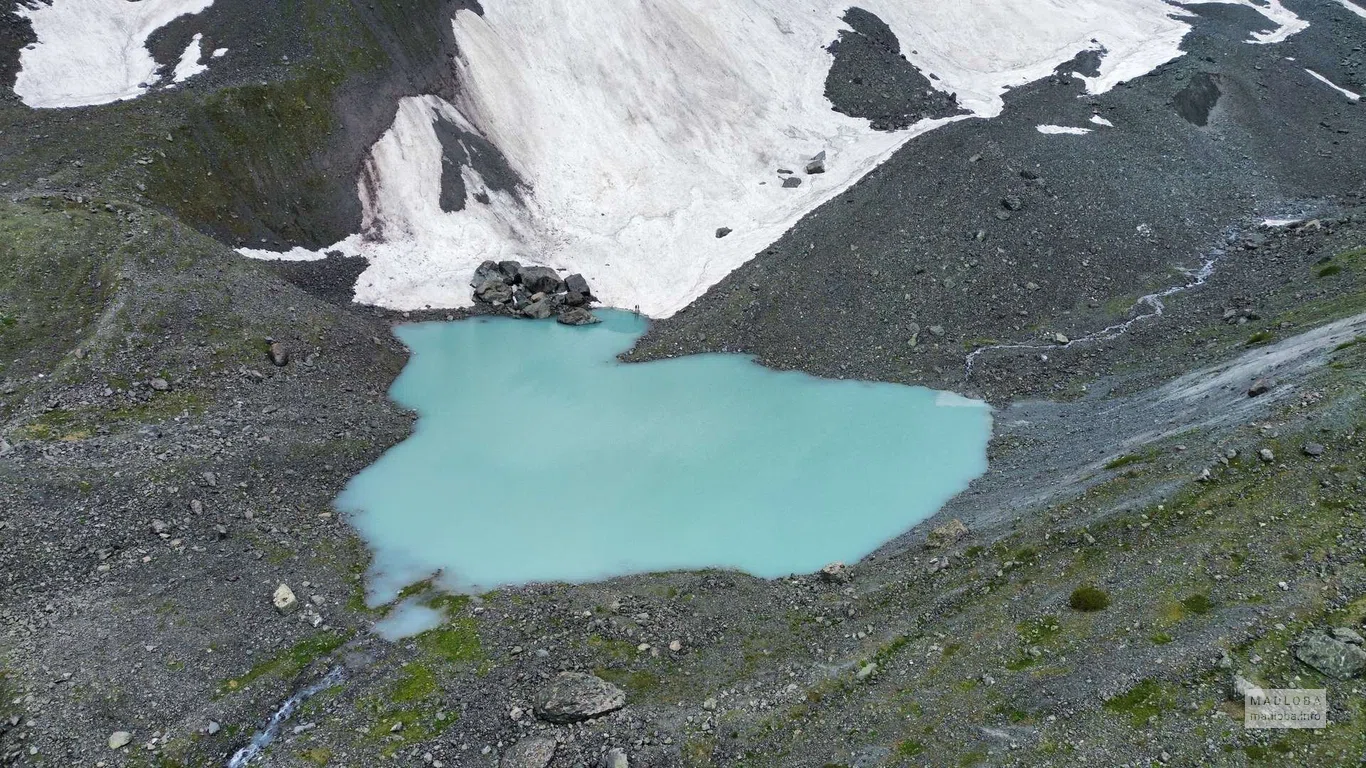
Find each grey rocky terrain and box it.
[2,1,1365,767]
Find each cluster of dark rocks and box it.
[470,260,600,326]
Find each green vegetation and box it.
[1103,679,1171,727]
[1246,330,1274,346]
[895,739,925,757]
[390,664,437,702]
[1316,264,1342,278]
[1181,593,1214,615]
[221,632,347,695]
[415,619,483,664]
[1068,586,1111,612]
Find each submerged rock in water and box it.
[534,672,626,723]
[557,307,600,326]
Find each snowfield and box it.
[14,0,216,108]
[236,0,1306,316]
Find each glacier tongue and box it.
[240,0,1307,318]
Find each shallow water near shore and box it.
[340,310,991,602]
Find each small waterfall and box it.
[226,667,346,768]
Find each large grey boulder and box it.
[518,266,564,294]
[501,736,557,768]
[472,260,504,287]
[475,278,515,304]
[522,299,554,320]
[564,273,593,299]
[534,672,626,723]
[1294,630,1366,679]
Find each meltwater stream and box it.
[340,311,991,602]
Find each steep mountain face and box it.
[2,1,1366,767]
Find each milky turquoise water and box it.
[339,311,992,602]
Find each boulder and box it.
[522,299,554,320]
[819,561,850,583]
[1247,378,1273,397]
[268,342,290,367]
[501,736,557,768]
[475,278,515,305]
[557,308,601,326]
[805,151,827,174]
[108,731,132,750]
[927,518,969,548]
[534,672,626,723]
[150,377,171,392]
[472,260,503,287]
[273,584,299,615]
[564,273,593,299]
[1293,630,1366,679]
[499,260,524,282]
[1302,442,1325,457]
[715,227,732,238]
[782,176,802,188]
[518,266,564,295]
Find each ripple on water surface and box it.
[339,311,991,601]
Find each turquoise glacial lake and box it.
[339,311,992,602]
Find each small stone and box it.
[782,177,802,188]
[1302,442,1325,457]
[150,519,170,535]
[390,721,403,733]
[149,378,171,392]
[268,342,290,367]
[207,721,220,735]
[928,325,946,337]
[1230,673,1260,700]
[1259,448,1275,463]
[1052,333,1070,345]
[857,663,878,681]
[501,736,557,768]
[715,227,732,238]
[1247,378,1273,397]
[669,640,682,652]
[108,731,132,750]
[805,151,826,174]
[189,499,204,515]
[702,697,718,711]
[1002,195,1023,211]
[273,584,298,614]
[819,561,850,583]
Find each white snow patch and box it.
[172,33,207,83]
[212,48,228,58]
[1339,0,1366,20]
[14,0,215,108]
[1260,217,1303,228]
[1089,114,1115,127]
[1037,124,1093,135]
[239,0,1308,317]
[1305,69,1362,101]
[1198,0,1308,43]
